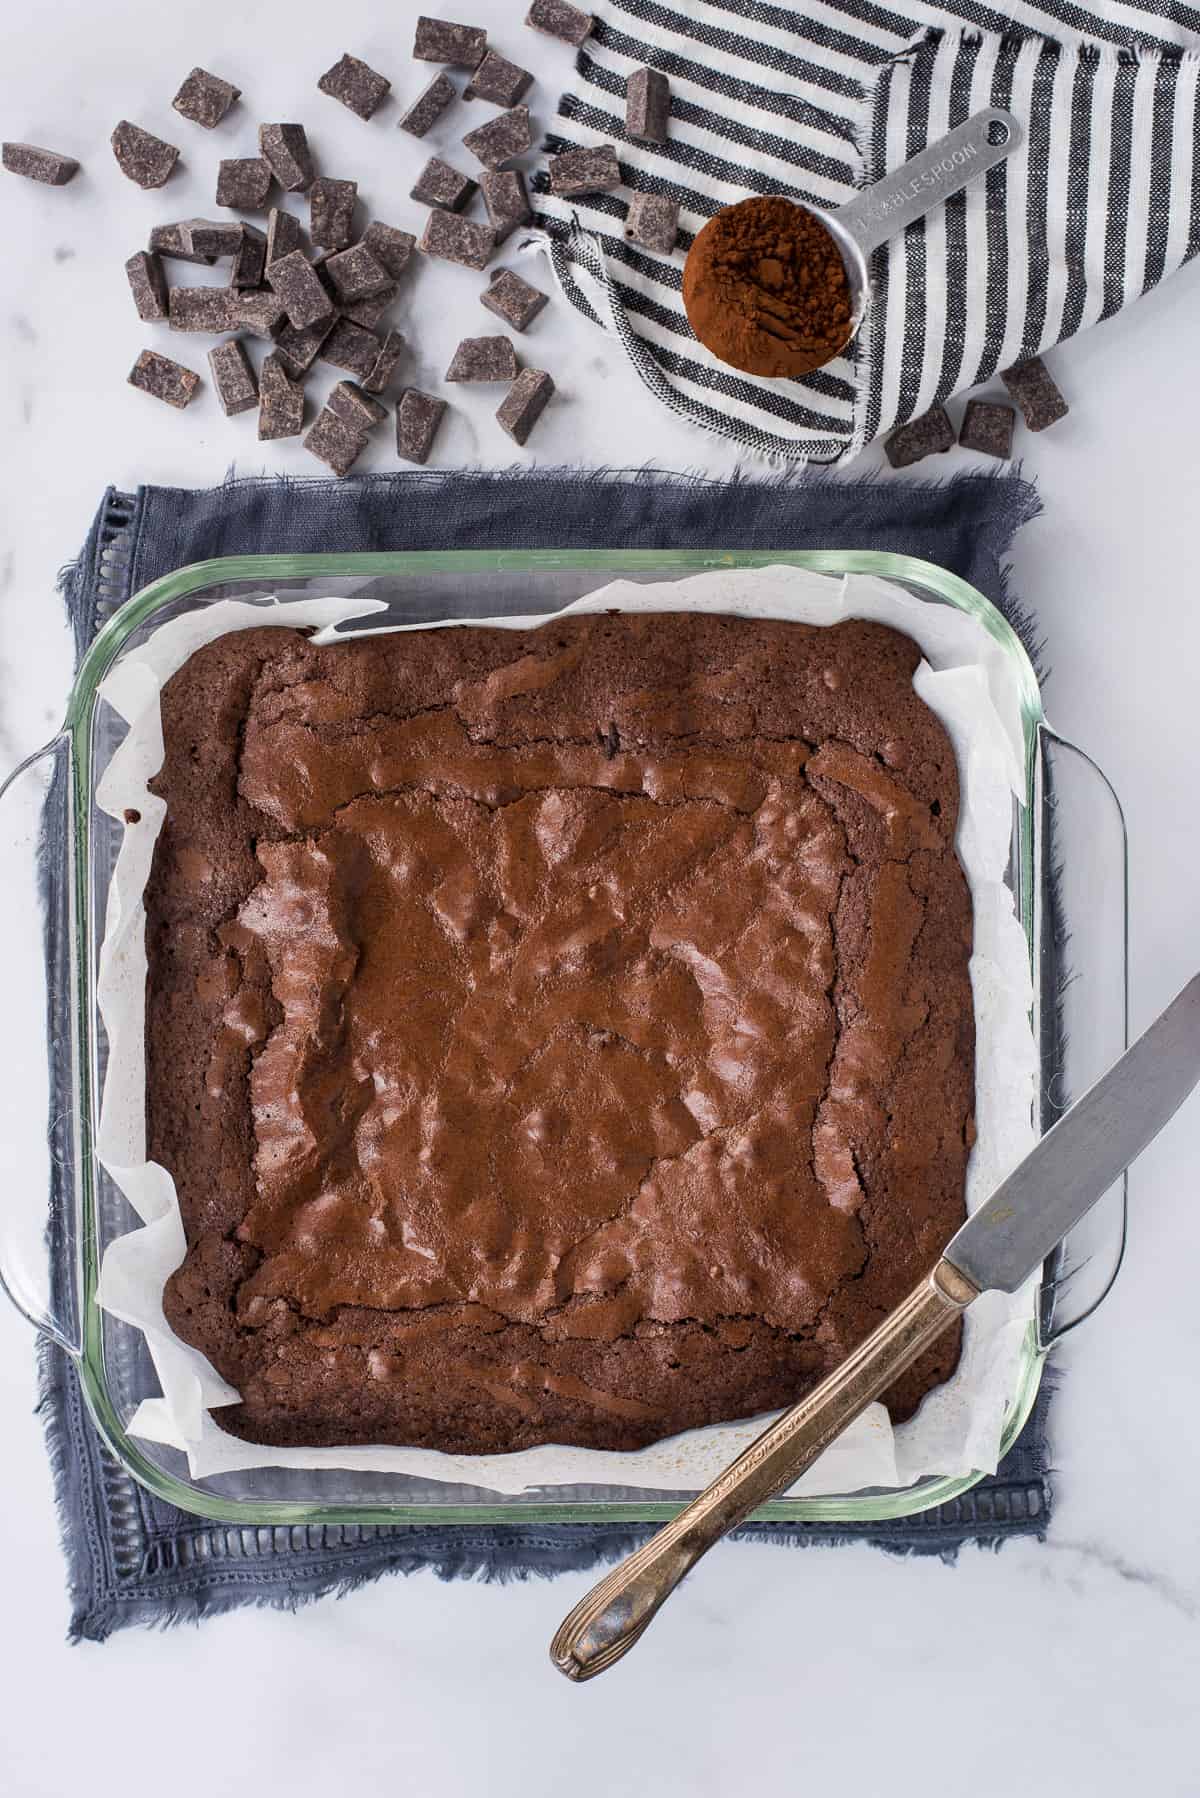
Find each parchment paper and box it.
[94,569,1037,1495]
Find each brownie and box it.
[148,615,974,1453]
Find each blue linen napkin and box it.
[44,467,1050,1641]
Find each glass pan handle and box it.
[0,735,82,1356]
[1034,724,1129,1348]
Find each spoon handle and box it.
[836,107,1022,258]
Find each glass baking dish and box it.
[0,548,1128,1525]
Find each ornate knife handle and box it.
[550,1258,978,1682]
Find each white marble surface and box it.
[2,4,1200,1793]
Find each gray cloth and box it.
[44,468,1049,1642]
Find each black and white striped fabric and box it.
[530,2,1200,462]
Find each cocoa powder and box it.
[682,195,854,378]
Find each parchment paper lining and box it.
[94,568,1036,1494]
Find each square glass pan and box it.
[0,548,1128,1525]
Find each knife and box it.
[550,972,1200,1682]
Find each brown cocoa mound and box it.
[683,195,854,379]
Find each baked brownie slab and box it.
[148,614,974,1452]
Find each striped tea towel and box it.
[530,1,1200,463]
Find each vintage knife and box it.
[551,973,1200,1682]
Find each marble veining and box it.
[1042,1539,1199,1620]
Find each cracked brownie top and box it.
[148,612,974,1452]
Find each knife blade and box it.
[945,971,1200,1295]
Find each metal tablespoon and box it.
[683,108,1023,375]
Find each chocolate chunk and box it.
[208,338,259,415]
[625,68,670,144]
[395,387,448,463]
[362,221,415,279]
[411,156,477,212]
[317,317,381,378]
[480,267,548,332]
[172,67,240,130]
[959,399,1015,460]
[328,380,389,430]
[340,285,397,329]
[216,157,272,209]
[258,124,314,194]
[258,352,306,439]
[480,169,531,242]
[128,348,199,408]
[466,51,533,107]
[419,207,493,269]
[309,248,339,302]
[304,406,368,476]
[230,224,268,288]
[496,367,553,444]
[413,17,487,68]
[168,286,238,332]
[304,412,368,477]
[323,242,391,301]
[446,334,518,382]
[125,251,169,321]
[112,121,179,190]
[233,292,286,338]
[273,314,335,376]
[548,143,620,197]
[2,142,79,186]
[399,73,457,138]
[149,221,216,265]
[186,218,244,258]
[266,249,334,329]
[309,249,337,301]
[884,405,955,469]
[1000,356,1069,432]
[462,105,532,170]
[362,329,406,395]
[624,191,678,254]
[525,0,593,46]
[265,207,303,268]
[318,53,392,121]
[309,177,358,249]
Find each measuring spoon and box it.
[683,108,1023,377]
